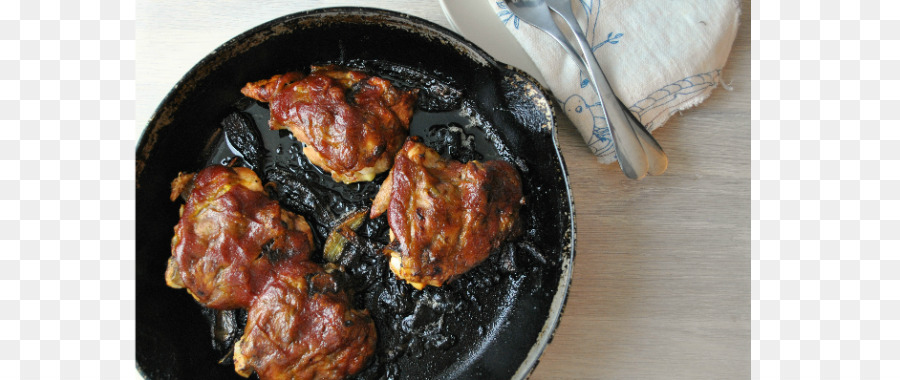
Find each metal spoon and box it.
[544,0,668,176]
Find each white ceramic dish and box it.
[438,0,547,86]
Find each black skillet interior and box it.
[136,8,574,380]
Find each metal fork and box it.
[504,0,666,179]
[544,0,667,176]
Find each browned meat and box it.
[370,138,525,289]
[167,165,375,379]
[166,165,315,309]
[242,66,417,184]
[234,261,377,380]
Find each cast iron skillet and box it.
[136,7,575,380]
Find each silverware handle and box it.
[578,43,649,178]
[552,10,647,179]
[626,102,668,175]
[553,6,667,176]
[503,0,660,179]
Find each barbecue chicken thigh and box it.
[166,165,315,309]
[370,138,525,289]
[241,66,418,184]
[234,261,376,380]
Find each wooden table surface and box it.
[137,1,750,378]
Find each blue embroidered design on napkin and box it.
[496,1,521,29]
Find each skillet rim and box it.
[135,7,577,380]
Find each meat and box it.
[370,138,525,289]
[166,165,376,380]
[241,66,418,184]
[234,261,376,380]
[166,165,315,309]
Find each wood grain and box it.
[137,1,750,378]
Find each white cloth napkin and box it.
[492,0,740,163]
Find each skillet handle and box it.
[496,64,558,136]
